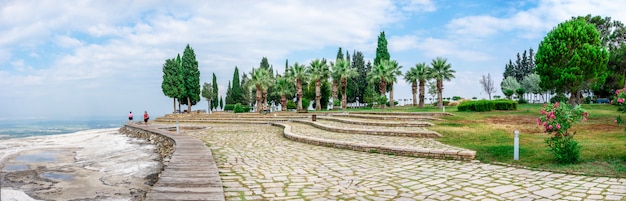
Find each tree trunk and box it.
[379,80,387,109]
[208,100,211,114]
[315,80,321,110]
[187,97,192,113]
[173,98,177,113]
[178,99,181,113]
[419,81,425,108]
[341,78,347,109]
[281,95,287,111]
[412,83,417,106]
[296,80,303,111]
[256,86,263,113]
[437,79,443,108]
[389,84,395,108]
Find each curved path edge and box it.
[291,119,441,138]
[271,122,475,161]
[121,124,225,201]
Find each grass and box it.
[424,103,626,178]
[333,103,625,177]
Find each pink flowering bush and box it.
[537,102,587,164]
[612,88,626,130]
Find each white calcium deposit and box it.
[0,128,162,201]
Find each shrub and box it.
[584,96,593,104]
[472,97,477,100]
[286,100,297,110]
[550,93,568,103]
[493,95,501,99]
[233,103,245,113]
[612,88,626,130]
[493,100,517,110]
[224,104,235,111]
[301,98,310,110]
[538,102,587,164]
[518,98,528,104]
[503,89,515,99]
[333,100,341,106]
[452,96,462,101]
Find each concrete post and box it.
[514,130,519,160]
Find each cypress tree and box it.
[181,44,200,112]
[211,73,218,110]
[374,31,390,66]
[336,47,344,60]
[225,81,233,104]
[232,66,242,104]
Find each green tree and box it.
[374,31,390,66]
[181,44,201,112]
[336,47,344,61]
[249,68,273,113]
[501,76,521,93]
[289,62,308,111]
[211,73,218,110]
[347,51,367,103]
[240,73,251,105]
[430,57,456,108]
[368,60,396,109]
[387,60,402,107]
[201,82,213,113]
[225,81,233,104]
[272,77,295,111]
[332,59,357,109]
[307,58,330,111]
[404,62,431,107]
[231,66,243,104]
[161,57,184,113]
[535,18,609,104]
[219,96,223,110]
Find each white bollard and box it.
[514,130,519,160]
[176,119,180,134]
[443,106,445,113]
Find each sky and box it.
[1,0,625,120]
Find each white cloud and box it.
[446,0,626,39]
[416,38,491,61]
[55,35,83,48]
[389,35,420,52]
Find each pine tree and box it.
[219,96,224,110]
[374,31,390,66]
[346,51,366,103]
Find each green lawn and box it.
[344,103,626,177]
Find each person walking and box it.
[143,111,149,126]
[128,111,133,124]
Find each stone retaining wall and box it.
[119,125,175,160]
[316,116,434,127]
[272,122,475,161]
[331,114,439,121]
[291,119,441,138]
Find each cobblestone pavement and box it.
[287,122,467,151]
[188,124,626,201]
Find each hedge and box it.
[457,100,517,112]
[224,104,235,111]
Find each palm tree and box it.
[289,62,308,111]
[333,59,357,109]
[249,68,273,113]
[404,62,432,108]
[430,57,456,108]
[307,58,329,110]
[367,60,395,109]
[387,60,402,108]
[272,77,294,111]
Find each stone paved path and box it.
[187,124,626,201]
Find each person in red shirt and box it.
[143,111,149,126]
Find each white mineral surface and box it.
[0,128,162,201]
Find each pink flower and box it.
[617,89,621,95]
[611,100,614,104]
[556,124,561,129]
[555,102,560,107]
[541,110,546,115]
[582,117,587,121]
[537,118,542,126]
[615,119,618,124]
[582,112,588,117]
[548,125,553,130]
[618,98,624,103]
